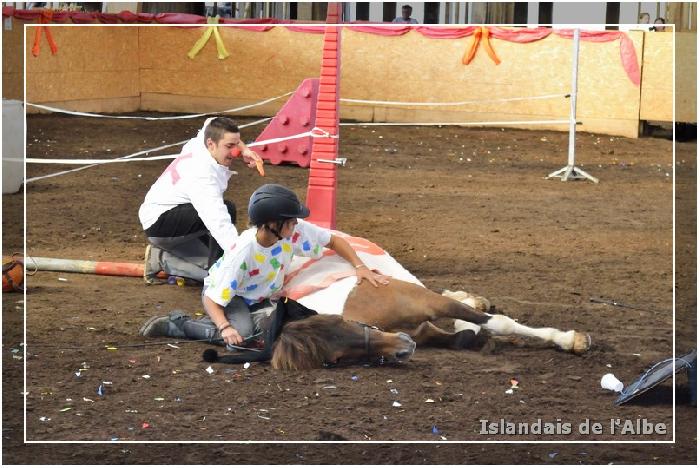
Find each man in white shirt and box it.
[138,117,263,283]
[392,5,418,24]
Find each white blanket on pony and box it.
[282,231,423,315]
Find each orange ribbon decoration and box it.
[462,26,500,65]
[32,10,58,57]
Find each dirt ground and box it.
[2,114,696,464]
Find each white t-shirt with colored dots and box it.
[203,220,332,307]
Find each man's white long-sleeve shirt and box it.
[138,125,239,251]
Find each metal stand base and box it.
[547,165,599,184]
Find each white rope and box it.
[25,118,271,181]
[340,93,569,107]
[26,92,293,120]
[339,119,573,127]
[25,140,189,183]
[23,154,180,164]
[25,125,336,167]
[248,127,338,147]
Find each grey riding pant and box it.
[185,294,275,350]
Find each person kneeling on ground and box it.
[139,184,390,349]
[138,116,263,284]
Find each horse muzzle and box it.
[392,332,416,361]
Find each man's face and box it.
[207,131,241,167]
[402,7,411,19]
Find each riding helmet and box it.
[248,184,310,225]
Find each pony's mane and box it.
[270,315,345,370]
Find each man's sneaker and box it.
[143,244,164,285]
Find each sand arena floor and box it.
[1,114,696,463]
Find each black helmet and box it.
[248,184,310,225]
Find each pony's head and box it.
[270,315,416,370]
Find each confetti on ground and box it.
[154,397,165,401]
[322,386,336,390]
[390,388,398,394]
[106,347,118,351]
[10,348,19,353]
[432,425,440,434]
[205,366,214,374]
[12,355,22,360]
[97,384,104,396]
[425,399,435,403]
[128,359,137,364]
[59,407,72,412]
[86,327,96,331]
[257,414,271,420]
[142,375,151,379]
[58,277,68,282]
[351,375,359,381]
[83,397,94,402]
[142,422,150,429]
[166,344,179,349]
[392,401,402,407]
[510,378,520,389]
[505,389,514,395]
[386,379,393,383]
[39,417,50,422]
[243,362,251,369]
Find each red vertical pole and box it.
[305,2,342,229]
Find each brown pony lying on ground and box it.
[264,234,591,370]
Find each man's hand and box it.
[241,149,264,175]
[221,326,244,346]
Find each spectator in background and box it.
[653,17,667,32]
[638,12,651,24]
[392,5,418,24]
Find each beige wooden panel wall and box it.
[138,26,323,115]
[25,26,140,112]
[640,32,696,123]
[342,29,643,137]
[18,24,651,137]
[2,19,26,100]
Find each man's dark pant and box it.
[145,201,236,280]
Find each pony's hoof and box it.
[572,332,591,354]
[470,296,492,312]
[442,290,491,312]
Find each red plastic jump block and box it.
[306,184,337,229]
[306,4,342,230]
[251,78,319,168]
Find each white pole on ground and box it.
[547,28,599,183]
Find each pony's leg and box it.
[480,314,590,353]
[436,292,590,354]
[397,321,487,349]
